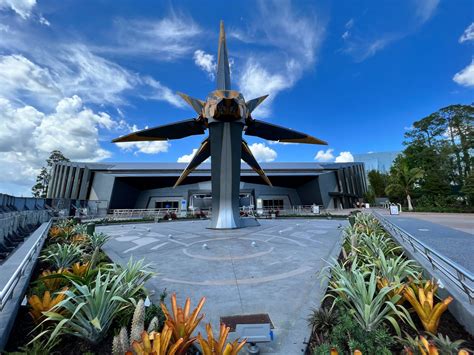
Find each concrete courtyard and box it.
[98,218,345,354]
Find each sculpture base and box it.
[207,217,260,230]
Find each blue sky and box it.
[0,0,473,196]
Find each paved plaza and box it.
[384,213,474,271]
[98,218,345,354]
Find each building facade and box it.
[353,151,400,173]
[47,162,367,211]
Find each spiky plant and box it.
[402,280,453,333]
[429,333,467,354]
[41,243,82,269]
[328,270,414,335]
[307,307,338,336]
[147,316,160,333]
[112,327,129,355]
[88,232,110,250]
[28,289,67,323]
[161,293,206,355]
[131,326,184,355]
[372,251,421,283]
[39,268,68,291]
[197,323,247,355]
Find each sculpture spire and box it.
[216,20,231,90]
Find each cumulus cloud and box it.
[236,0,326,117]
[335,151,354,163]
[115,124,170,155]
[453,59,474,87]
[314,148,334,162]
[248,143,277,162]
[0,0,36,19]
[193,49,216,80]
[0,95,118,195]
[177,149,198,163]
[459,23,474,43]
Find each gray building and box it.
[47,162,367,211]
[353,151,400,173]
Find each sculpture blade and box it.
[174,137,211,187]
[246,95,269,113]
[177,92,205,115]
[245,119,328,145]
[112,119,205,143]
[241,140,272,186]
[216,20,231,91]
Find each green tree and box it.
[367,170,389,197]
[385,158,424,211]
[461,171,474,206]
[32,150,69,198]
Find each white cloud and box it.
[414,0,439,24]
[98,15,202,60]
[314,148,334,162]
[0,0,36,19]
[193,49,216,80]
[335,151,354,163]
[0,95,118,195]
[0,48,184,108]
[459,23,474,43]
[115,124,170,155]
[453,59,474,87]
[177,148,198,163]
[236,0,326,117]
[248,143,277,162]
[342,0,439,61]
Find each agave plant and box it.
[356,232,401,262]
[28,289,67,323]
[41,243,82,269]
[106,258,154,299]
[38,271,135,345]
[402,280,453,333]
[130,327,184,355]
[372,251,421,283]
[88,232,110,250]
[161,293,206,355]
[328,270,414,335]
[197,323,247,355]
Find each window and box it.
[155,201,179,209]
[262,199,284,210]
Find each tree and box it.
[385,158,424,211]
[461,171,474,206]
[367,170,389,197]
[31,150,69,198]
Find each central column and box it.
[208,122,243,229]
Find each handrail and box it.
[0,220,52,310]
[371,210,474,304]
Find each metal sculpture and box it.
[113,21,327,229]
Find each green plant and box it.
[307,307,338,336]
[429,333,467,354]
[106,258,154,299]
[41,243,82,269]
[88,232,110,250]
[372,251,420,282]
[8,337,61,354]
[315,311,393,354]
[356,232,401,262]
[36,271,136,345]
[328,269,414,335]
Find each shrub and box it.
[307,307,338,337]
[313,311,393,354]
[88,232,110,250]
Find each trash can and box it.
[86,223,95,235]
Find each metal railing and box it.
[0,220,52,310]
[372,210,474,304]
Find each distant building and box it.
[47,162,367,211]
[353,151,400,173]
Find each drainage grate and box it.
[220,313,274,332]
